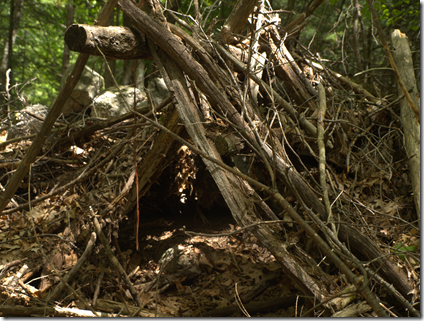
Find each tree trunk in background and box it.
[135,59,145,90]
[282,0,295,27]
[0,0,24,107]
[363,23,372,78]
[104,59,117,88]
[61,0,74,77]
[120,13,134,86]
[119,12,145,89]
[352,0,362,75]
[391,29,421,227]
[121,60,134,86]
[104,11,117,88]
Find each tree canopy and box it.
[0,0,419,105]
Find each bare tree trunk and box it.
[282,0,295,27]
[134,59,145,90]
[105,13,117,88]
[61,0,74,77]
[0,0,24,107]
[121,60,134,86]
[391,29,421,226]
[121,14,136,85]
[352,0,362,73]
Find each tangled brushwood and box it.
[0,0,419,317]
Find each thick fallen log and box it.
[65,24,152,60]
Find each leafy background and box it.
[0,0,420,108]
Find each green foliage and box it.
[73,0,104,24]
[0,0,104,107]
[326,0,420,33]
[1,0,420,108]
[301,0,419,92]
[366,0,420,32]
[174,0,236,34]
[392,242,416,261]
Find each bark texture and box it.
[391,29,421,224]
[65,24,152,60]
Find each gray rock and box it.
[8,104,48,139]
[91,85,147,119]
[61,64,104,116]
[90,77,169,119]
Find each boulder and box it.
[90,78,169,119]
[61,64,104,116]
[7,104,48,139]
[91,85,147,119]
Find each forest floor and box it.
[0,120,302,317]
[0,94,420,317]
[0,179,299,317]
